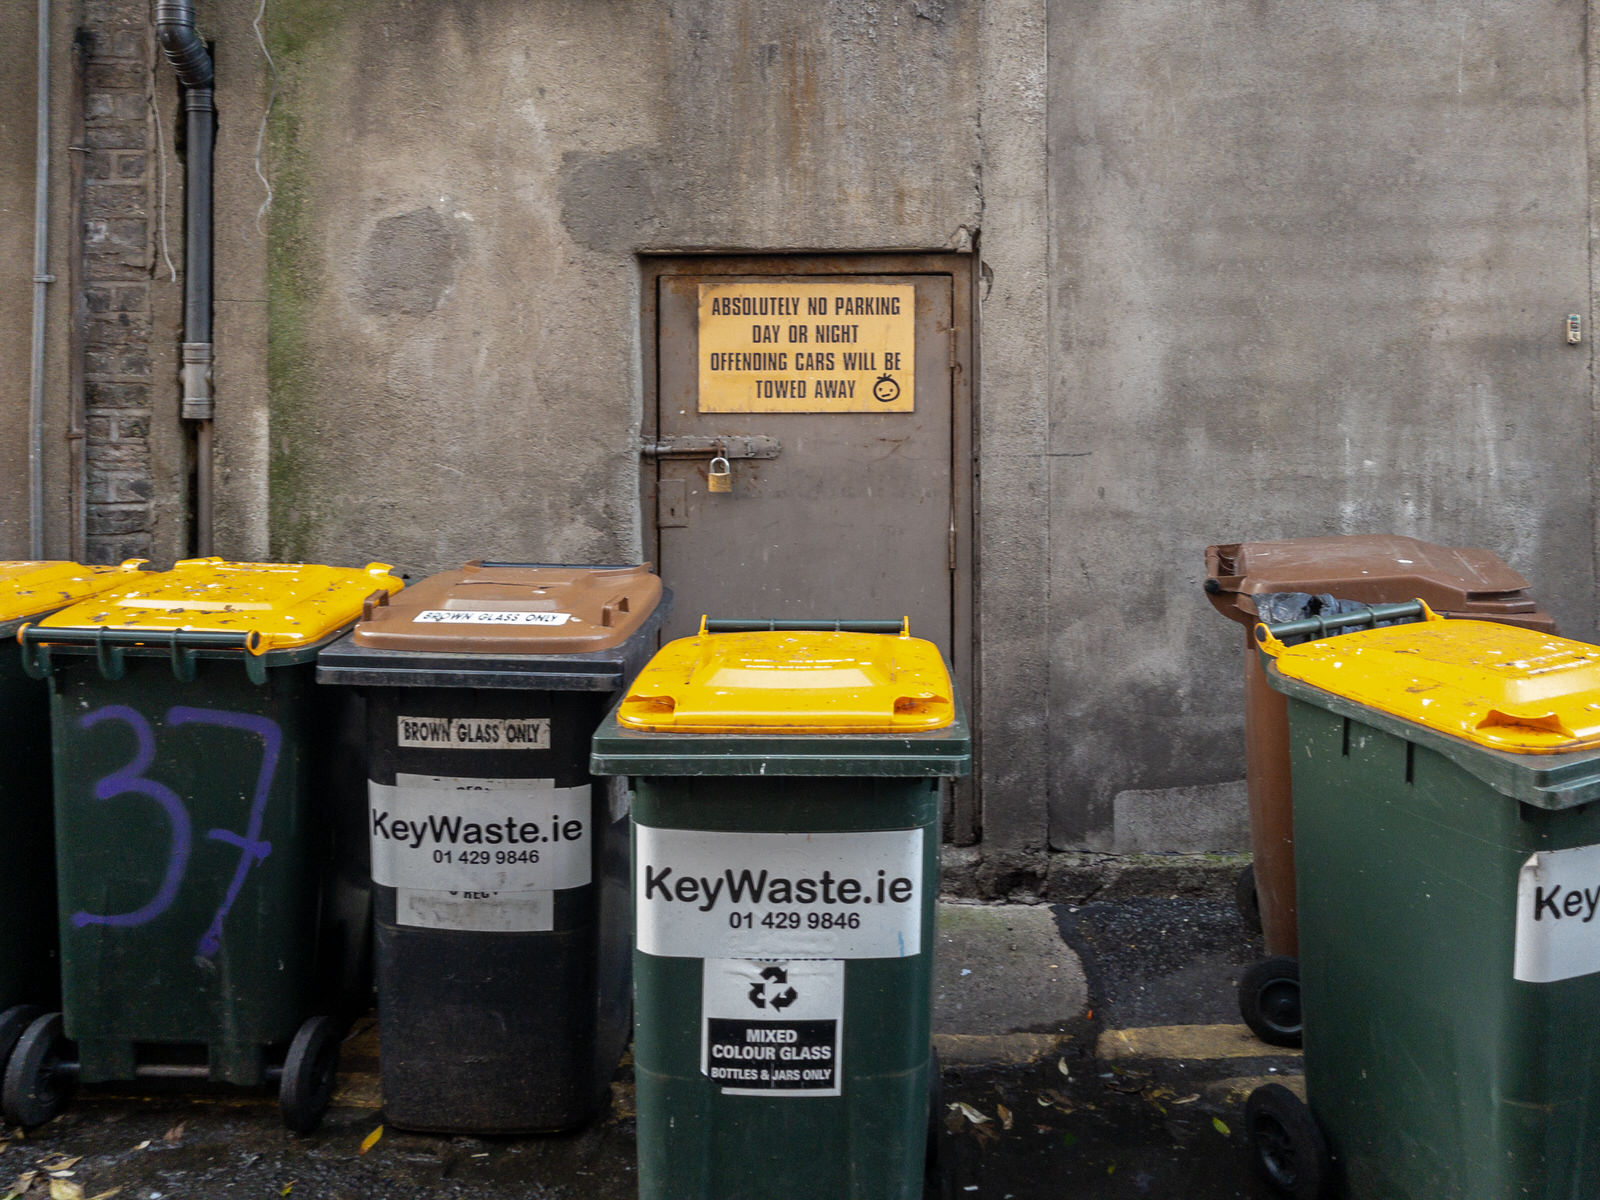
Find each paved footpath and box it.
[0,897,1299,1199]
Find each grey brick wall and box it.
[79,0,156,564]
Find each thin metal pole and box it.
[28,0,52,559]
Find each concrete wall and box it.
[0,6,77,561]
[1044,0,1595,850]
[250,0,979,576]
[7,0,1598,876]
[0,4,38,558]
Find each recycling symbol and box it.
[748,965,798,1011]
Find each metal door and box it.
[646,261,962,659]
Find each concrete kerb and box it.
[940,844,1249,904]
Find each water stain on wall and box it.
[359,207,468,316]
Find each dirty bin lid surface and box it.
[0,560,147,623]
[349,562,662,655]
[36,558,402,650]
[616,627,955,733]
[1266,619,1600,755]
[1205,534,1537,618]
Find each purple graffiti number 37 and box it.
[75,704,282,960]
[167,707,280,958]
[74,706,192,932]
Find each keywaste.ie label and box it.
[1515,841,1600,982]
[701,958,843,1096]
[370,773,591,903]
[635,826,923,959]
[397,714,551,750]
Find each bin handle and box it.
[15,623,48,680]
[472,561,649,572]
[698,617,911,636]
[1254,599,1437,657]
[18,624,267,683]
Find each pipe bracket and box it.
[181,341,214,420]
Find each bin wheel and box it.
[1239,956,1302,1048]
[2,1012,74,1130]
[1246,1083,1330,1198]
[1235,863,1262,932]
[0,1006,45,1076]
[279,1015,341,1134]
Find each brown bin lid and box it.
[1204,535,1545,625]
[350,562,663,654]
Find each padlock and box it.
[707,455,733,494]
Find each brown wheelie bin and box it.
[1202,534,1557,1047]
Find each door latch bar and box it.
[640,435,781,460]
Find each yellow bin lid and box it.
[1261,616,1600,754]
[617,620,956,733]
[37,558,403,652]
[0,560,148,623]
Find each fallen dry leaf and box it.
[1213,1116,1232,1136]
[1036,1088,1073,1113]
[946,1101,991,1126]
[1057,1057,1070,1078]
[358,1126,383,1156]
[87,1191,120,1200]
[996,1103,1013,1131]
[279,1183,295,1197]
[1172,1093,1199,1105]
[48,1179,84,1200]
[162,1123,185,1146]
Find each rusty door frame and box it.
[638,252,979,844]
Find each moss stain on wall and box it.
[264,0,373,562]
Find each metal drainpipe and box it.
[155,0,215,556]
[28,0,53,560]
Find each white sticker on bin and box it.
[370,774,591,895]
[634,826,923,960]
[397,715,551,750]
[412,609,572,625]
[395,887,554,933]
[1515,842,1600,982]
[701,958,843,1096]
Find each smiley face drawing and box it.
[872,373,901,403]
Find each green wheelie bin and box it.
[1244,601,1600,1199]
[3,558,403,1133]
[591,618,971,1200]
[0,561,148,1068]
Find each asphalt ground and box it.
[0,896,1301,1200]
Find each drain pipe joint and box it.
[180,343,213,420]
[155,2,213,88]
